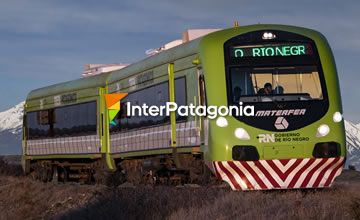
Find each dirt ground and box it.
[0,157,359,220]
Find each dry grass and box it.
[0,176,97,220]
[168,185,360,220]
[0,157,98,220]
[60,173,360,220]
[0,156,23,176]
[0,157,359,220]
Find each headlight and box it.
[216,117,228,127]
[333,112,342,123]
[316,124,330,137]
[234,128,250,140]
[262,32,276,40]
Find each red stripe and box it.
[254,161,281,188]
[288,158,315,188]
[324,158,344,187]
[217,162,241,190]
[215,158,344,191]
[300,158,328,188]
[279,159,290,166]
[228,161,254,190]
[267,159,302,181]
[313,157,341,188]
[241,162,268,190]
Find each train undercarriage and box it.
[28,154,216,186]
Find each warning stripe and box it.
[300,158,329,188]
[294,158,322,188]
[313,157,340,188]
[324,160,344,187]
[213,157,344,191]
[228,161,254,190]
[217,161,241,190]
[288,158,315,188]
[255,160,281,188]
[239,162,268,190]
[267,159,302,181]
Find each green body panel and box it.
[26,88,100,112]
[168,63,177,147]
[263,145,304,160]
[26,73,111,111]
[198,24,345,162]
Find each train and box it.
[22,24,346,190]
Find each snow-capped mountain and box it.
[0,102,359,170]
[344,120,360,169]
[0,102,24,155]
[0,101,24,134]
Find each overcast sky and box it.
[0,0,359,122]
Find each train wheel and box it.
[59,166,68,183]
[30,162,53,182]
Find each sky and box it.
[0,0,359,122]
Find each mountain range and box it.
[0,102,359,169]
[0,102,24,155]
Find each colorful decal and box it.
[104,93,128,126]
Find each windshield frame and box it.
[228,65,326,104]
[223,30,330,131]
[224,31,328,107]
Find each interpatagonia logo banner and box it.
[104,93,128,125]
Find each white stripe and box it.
[307,158,335,187]
[294,159,322,188]
[247,161,273,189]
[28,138,100,145]
[214,162,236,190]
[259,160,284,187]
[222,162,247,190]
[319,158,344,187]
[273,159,296,173]
[234,161,261,190]
[284,158,310,186]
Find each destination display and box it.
[231,43,312,58]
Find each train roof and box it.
[26,34,205,102]
[26,24,325,102]
[26,72,111,101]
[107,37,203,84]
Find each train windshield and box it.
[229,65,323,103]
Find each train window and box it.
[26,101,97,139]
[53,102,97,137]
[111,77,187,133]
[37,110,51,125]
[27,111,50,139]
[174,77,187,121]
[230,66,323,103]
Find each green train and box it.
[22,24,346,190]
